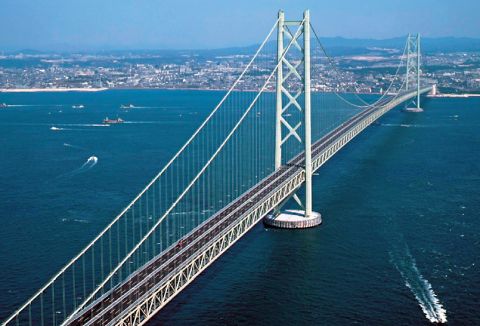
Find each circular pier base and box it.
[404,107,424,113]
[264,209,322,229]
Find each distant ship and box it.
[72,104,84,109]
[50,126,61,131]
[120,104,135,109]
[103,117,124,124]
[0,103,7,108]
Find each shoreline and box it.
[0,88,108,93]
[0,87,384,95]
[428,93,480,98]
[1,87,478,98]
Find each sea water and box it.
[0,90,478,324]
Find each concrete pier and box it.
[264,209,322,229]
[404,107,423,112]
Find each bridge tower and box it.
[265,9,322,229]
[405,33,423,112]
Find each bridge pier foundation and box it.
[264,209,322,229]
[404,107,424,113]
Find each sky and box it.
[1,0,479,51]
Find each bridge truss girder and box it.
[110,87,432,326]
[114,171,306,326]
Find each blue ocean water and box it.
[0,90,478,325]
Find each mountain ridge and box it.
[2,36,480,55]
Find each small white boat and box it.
[120,104,135,109]
[72,104,85,109]
[0,103,7,108]
[50,126,61,131]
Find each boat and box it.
[50,126,61,131]
[103,117,124,124]
[120,104,135,109]
[72,104,84,109]
[0,103,7,108]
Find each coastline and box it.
[0,87,383,95]
[1,87,478,98]
[428,93,480,98]
[0,88,108,93]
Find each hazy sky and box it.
[1,0,479,50]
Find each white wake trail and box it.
[63,143,85,150]
[6,104,49,107]
[58,123,110,127]
[390,247,447,323]
[57,156,98,179]
[78,156,98,170]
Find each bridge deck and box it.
[67,88,431,326]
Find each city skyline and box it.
[1,0,480,51]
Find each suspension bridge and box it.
[2,10,432,326]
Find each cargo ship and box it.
[103,117,124,124]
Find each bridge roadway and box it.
[68,89,430,326]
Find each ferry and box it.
[120,104,135,109]
[0,103,7,108]
[72,104,84,109]
[103,117,124,124]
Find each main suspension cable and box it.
[310,23,409,109]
